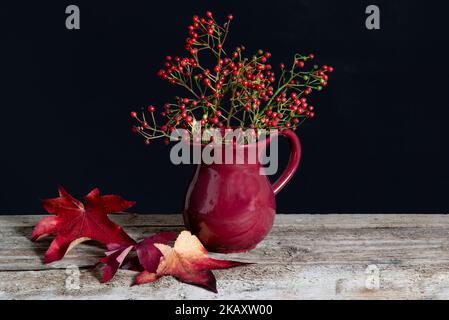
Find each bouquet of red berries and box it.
[131,11,333,145]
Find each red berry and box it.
[145,139,151,145]
[227,14,233,20]
[148,105,155,113]
[131,111,137,118]
[206,11,213,18]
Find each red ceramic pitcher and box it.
[183,129,301,253]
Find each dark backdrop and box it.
[1,0,448,214]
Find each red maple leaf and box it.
[135,231,246,293]
[31,187,136,263]
[97,232,177,283]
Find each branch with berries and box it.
[131,11,333,145]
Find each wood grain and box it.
[1,214,449,299]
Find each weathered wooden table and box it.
[1,214,449,300]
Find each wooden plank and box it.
[1,213,449,227]
[1,215,449,270]
[1,225,449,270]
[1,214,449,299]
[0,214,184,227]
[2,264,449,300]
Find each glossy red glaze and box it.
[183,130,301,252]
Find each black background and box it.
[1,0,448,214]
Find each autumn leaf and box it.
[31,187,136,263]
[96,245,135,283]
[135,231,246,293]
[135,232,178,273]
[96,232,177,283]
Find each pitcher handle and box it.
[272,129,302,195]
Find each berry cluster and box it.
[131,11,333,145]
